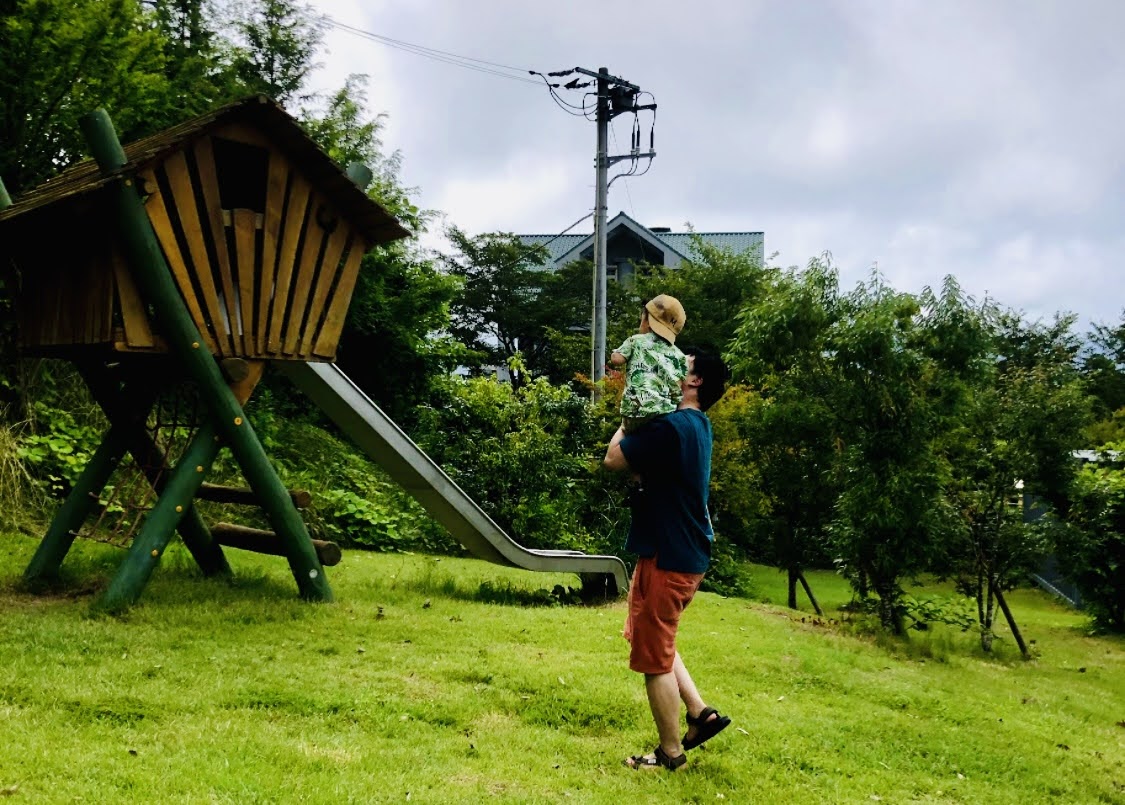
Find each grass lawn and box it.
[1,531,1122,804]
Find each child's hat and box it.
[645,295,686,344]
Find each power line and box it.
[609,121,636,218]
[324,18,542,85]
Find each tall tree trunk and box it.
[798,571,824,616]
[991,580,1030,659]
[787,567,798,609]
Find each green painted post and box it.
[0,174,12,210]
[22,427,128,583]
[79,109,332,602]
[98,424,222,611]
[140,456,231,578]
[78,365,231,579]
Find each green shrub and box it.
[1056,463,1125,631]
[413,375,624,556]
[17,400,102,497]
[901,593,977,631]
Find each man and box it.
[603,350,732,771]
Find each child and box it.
[610,294,688,434]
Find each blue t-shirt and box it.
[619,408,714,574]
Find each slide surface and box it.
[278,361,628,595]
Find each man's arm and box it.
[602,426,630,472]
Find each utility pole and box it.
[590,68,611,387]
[567,67,656,387]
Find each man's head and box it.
[644,294,686,344]
[682,349,728,412]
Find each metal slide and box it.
[277,362,628,595]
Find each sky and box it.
[304,0,1125,331]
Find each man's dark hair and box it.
[684,348,728,412]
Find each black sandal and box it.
[682,707,731,750]
[624,745,687,771]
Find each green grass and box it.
[1,532,1123,804]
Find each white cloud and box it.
[300,0,1125,329]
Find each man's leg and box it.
[673,652,706,715]
[644,671,683,758]
[674,651,724,743]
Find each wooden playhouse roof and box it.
[0,95,410,245]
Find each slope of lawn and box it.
[1,532,1122,804]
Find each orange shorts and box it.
[623,557,704,674]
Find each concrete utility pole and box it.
[571,66,656,386]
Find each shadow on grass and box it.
[392,572,623,609]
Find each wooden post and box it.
[991,580,1030,659]
[98,423,222,611]
[79,109,332,603]
[22,427,129,584]
[798,571,824,616]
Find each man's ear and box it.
[685,373,702,388]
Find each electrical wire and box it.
[530,71,600,119]
[609,120,636,218]
[325,18,542,85]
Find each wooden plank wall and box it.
[15,214,117,351]
[15,128,371,361]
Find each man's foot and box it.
[624,745,686,771]
[682,707,731,750]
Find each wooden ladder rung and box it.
[196,482,312,509]
[210,522,341,566]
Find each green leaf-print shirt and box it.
[616,333,688,419]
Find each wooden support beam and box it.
[23,425,130,584]
[78,363,231,580]
[197,482,312,509]
[211,522,341,567]
[98,422,223,612]
[24,378,161,584]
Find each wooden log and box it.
[211,522,341,567]
[196,482,312,509]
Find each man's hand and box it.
[603,425,630,472]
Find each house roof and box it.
[0,95,410,246]
[518,211,763,266]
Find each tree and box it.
[300,74,423,233]
[724,256,842,612]
[147,0,245,126]
[828,274,962,633]
[937,306,1090,655]
[229,0,323,106]
[0,0,169,194]
[334,248,464,426]
[1057,460,1125,632]
[440,227,554,389]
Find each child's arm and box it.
[611,334,636,367]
